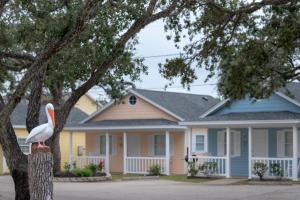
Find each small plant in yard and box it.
[86,164,97,175]
[72,161,77,169]
[73,168,93,177]
[253,162,268,181]
[63,162,71,172]
[187,161,199,178]
[98,160,104,172]
[149,164,162,176]
[270,163,283,179]
[199,162,218,176]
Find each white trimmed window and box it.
[217,130,241,157]
[17,137,31,154]
[192,133,207,153]
[99,135,117,155]
[148,134,174,156]
[277,130,293,157]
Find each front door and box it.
[252,129,268,157]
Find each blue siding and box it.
[213,94,300,115]
[231,129,248,177]
[208,129,220,156]
[268,129,278,157]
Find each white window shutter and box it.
[192,134,196,153]
[96,135,101,156]
[148,135,154,156]
[277,131,285,157]
[234,132,241,157]
[217,132,225,156]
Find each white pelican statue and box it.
[26,103,55,148]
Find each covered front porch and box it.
[185,123,300,180]
[67,120,186,175]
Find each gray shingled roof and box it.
[76,118,178,127]
[11,103,88,126]
[198,111,300,121]
[279,82,300,104]
[133,89,219,121]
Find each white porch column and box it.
[226,127,231,178]
[248,127,252,180]
[165,131,170,175]
[69,131,73,167]
[123,132,127,174]
[184,128,192,173]
[292,126,298,181]
[105,132,110,174]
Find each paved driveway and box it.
[1,176,300,200]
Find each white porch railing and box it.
[74,156,106,169]
[251,157,293,178]
[125,157,167,175]
[189,156,227,176]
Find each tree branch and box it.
[0,51,36,62]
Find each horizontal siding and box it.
[92,95,178,122]
[215,94,300,115]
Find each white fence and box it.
[125,157,167,175]
[251,157,293,178]
[74,156,106,169]
[189,156,227,176]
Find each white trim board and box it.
[180,120,300,126]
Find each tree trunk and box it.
[28,146,53,200]
[11,169,30,200]
[48,132,61,174]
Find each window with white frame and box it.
[17,137,31,154]
[277,130,293,157]
[217,130,241,157]
[99,135,116,155]
[154,135,166,156]
[192,133,207,153]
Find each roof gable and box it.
[82,89,219,123]
[208,93,300,116]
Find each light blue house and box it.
[181,82,300,180]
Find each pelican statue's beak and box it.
[48,108,55,128]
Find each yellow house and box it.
[0,94,101,174]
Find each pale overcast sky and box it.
[89,20,220,101]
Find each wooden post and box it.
[292,126,298,181]
[248,127,252,180]
[226,127,231,178]
[123,132,127,174]
[165,131,170,176]
[28,145,53,200]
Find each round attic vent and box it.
[129,95,137,105]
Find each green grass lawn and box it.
[160,175,215,183]
[111,173,213,183]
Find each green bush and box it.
[63,162,71,172]
[73,168,93,177]
[86,164,97,174]
[187,161,198,177]
[199,162,217,176]
[149,164,162,176]
[270,163,283,178]
[253,162,268,181]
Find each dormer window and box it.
[129,95,137,105]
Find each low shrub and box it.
[86,164,97,174]
[199,162,217,176]
[253,162,268,181]
[270,163,283,178]
[98,161,104,172]
[187,161,198,177]
[149,164,162,176]
[63,162,71,172]
[73,168,93,177]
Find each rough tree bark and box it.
[28,146,53,200]
[0,96,30,200]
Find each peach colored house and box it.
[67,89,218,175]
